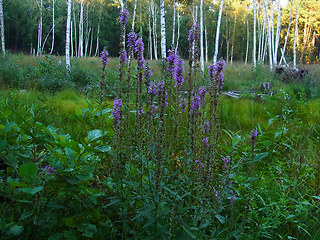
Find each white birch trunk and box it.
[148,7,153,59]
[245,19,249,65]
[205,25,208,63]
[293,4,299,69]
[171,0,175,48]
[37,0,43,56]
[274,0,281,65]
[176,3,180,50]
[160,0,166,59]
[84,3,89,57]
[66,0,72,72]
[253,0,257,67]
[78,0,84,57]
[213,0,224,64]
[73,0,78,57]
[264,0,273,70]
[50,0,55,55]
[270,0,275,60]
[71,21,73,57]
[280,0,293,65]
[94,13,101,57]
[151,2,158,60]
[89,26,93,56]
[231,16,236,64]
[132,0,137,31]
[0,0,5,57]
[200,0,204,72]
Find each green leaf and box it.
[20,186,43,195]
[86,130,103,142]
[18,163,38,181]
[215,214,226,224]
[253,152,269,163]
[8,225,24,236]
[182,225,196,239]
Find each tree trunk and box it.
[49,0,55,55]
[148,6,153,59]
[264,0,273,70]
[245,19,249,65]
[84,3,89,57]
[200,0,204,72]
[299,19,311,63]
[231,16,236,64]
[89,26,93,56]
[94,12,101,57]
[171,0,175,48]
[66,0,72,72]
[205,25,208,63]
[270,0,275,61]
[0,0,5,57]
[253,0,257,67]
[132,0,137,31]
[151,1,158,60]
[78,0,84,57]
[37,0,43,56]
[213,0,224,64]
[73,0,78,57]
[280,0,293,65]
[71,21,73,57]
[176,3,180,50]
[274,0,281,65]
[293,4,298,69]
[160,0,166,59]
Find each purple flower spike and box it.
[151,104,157,118]
[250,129,258,140]
[118,50,127,64]
[100,50,109,66]
[203,121,210,133]
[191,95,201,112]
[202,137,209,147]
[188,22,199,46]
[43,166,55,175]
[222,157,230,165]
[127,32,137,50]
[119,9,129,25]
[180,98,187,113]
[135,38,145,68]
[112,99,123,125]
[199,87,207,103]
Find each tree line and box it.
[0,0,319,67]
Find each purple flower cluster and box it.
[230,189,236,205]
[100,50,109,66]
[118,50,127,64]
[151,104,157,118]
[144,63,152,85]
[43,166,55,175]
[208,59,225,90]
[202,137,209,147]
[199,87,207,104]
[148,82,157,96]
[135,38,145,68]
[203,121,210,133]
[112,99,123,125]
[250,129,258,141]
[191,95,201,111]
[195,159,204,168]
[222,157,230,165]
[166,49,185,88]
[188,22,199,46]
[127,32,137,49]
[180,98,187,113]
[119,8,129,25]
[157,81,168,108]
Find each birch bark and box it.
[0,0,5,57]
[132,0,137,31]
[66,0,72,72]
[279,0,293,65]
[50,0,55,54]
[78,0,84,57]
[293,4,298,69]
[171,0,175,48]
[37,0,43,56]
[213,0,224,64]
[160,0,167,59]
[176,3,180,50]
[274,0,281,65]
[200,0,204,72]
[253,0,257,67]
[264,0,273,70]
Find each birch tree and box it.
[36,0,43,56]
[148,5,153,59]
[245,19,249,65]
[200,0,204,72]
[0,0,5,57]
[171,0,176,48]
[66,0,72,72]
[253,0,257,67]
[264,0,273,70]
[213,0,224,64]
[151,1,158,60]
[50,0,55,55]
[293,4,299,69]
[160,0,166,59]
[78,0,84,57]
[274,0,281,65]
[176,3,180,50]
[132,0,137,31]
[280,0,293,65]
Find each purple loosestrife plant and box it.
[119,8,129,25]
[112,99,123,125]
[43,166,55,175]
[203,121,210,133]
[100,50,109,68]
[180,98,187,113]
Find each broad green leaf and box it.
[20,186,43,195]
[87,130,103,142]
[215,214,226,224]
[18,163,38,181]
[8,225,24,236]
[253,152,269,163]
